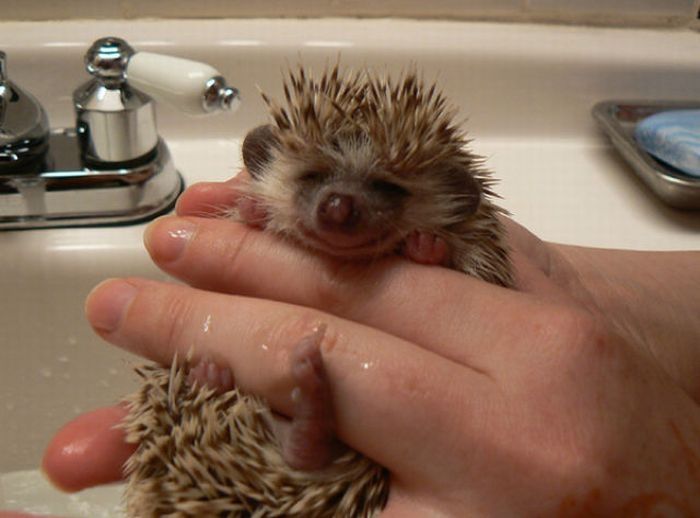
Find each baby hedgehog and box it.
[240,65,512,286]
[121,65,513,517]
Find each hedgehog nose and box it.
[317,192,360,231]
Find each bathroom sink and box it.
[1,17,700,513]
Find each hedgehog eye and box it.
[328,137,342,152]
[299,171,324,183]
[370,180,409,197]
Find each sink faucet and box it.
[0,36,240,230]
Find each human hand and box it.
[42,176,700,516]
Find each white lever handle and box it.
[128,52,240,116]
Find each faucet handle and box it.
[83,36,240,116]
[128,52,241,116]
[84,37,134,87]
[75,37,241,165]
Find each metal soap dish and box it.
[593,101,700,210]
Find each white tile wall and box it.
[1,0,698,26]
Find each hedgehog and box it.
[121,64,513,517]
[121,357,389,517]
[239,65,512,287]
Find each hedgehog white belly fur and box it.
[121,65,512,517]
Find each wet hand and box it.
[42,176,700,516]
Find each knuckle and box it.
[527,305,615,376]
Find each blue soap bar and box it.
[635,109,700,178]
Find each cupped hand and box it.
[42,176,700,516]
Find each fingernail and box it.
[85,279,138,333]
[144,217,197,263]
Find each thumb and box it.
[42,406,133,492]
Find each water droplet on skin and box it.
[169,228,193,240]
[261,343,269,352]
[360,360,375,371]
[202,314,213,334]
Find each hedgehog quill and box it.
[122,65,513,517]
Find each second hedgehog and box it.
[122,65,513,517]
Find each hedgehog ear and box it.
[242,124,281,179]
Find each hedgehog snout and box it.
[316,191,362,233]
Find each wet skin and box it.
[34,173,700,517]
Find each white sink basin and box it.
[1,17,699,512]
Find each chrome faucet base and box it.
[0,37,238,230]
[0,129,183,230]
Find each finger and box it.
[500,217,577,302]
[176,179,574,306]
[176,178,563,301]
[42,406,132,492]
[175,172,249,218]
[508,247,576,304]
[143,214,562,370]
[84,277,492,481]
[500,217,552,274]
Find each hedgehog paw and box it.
[279,326,339,471]
[403,230,449,265]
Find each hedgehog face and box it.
[242,125,414,258]
[239,66,490,262]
